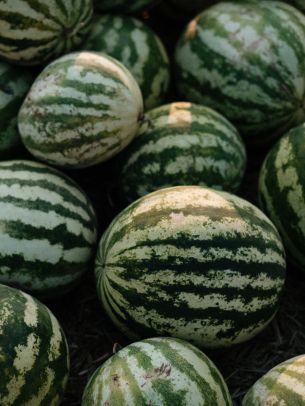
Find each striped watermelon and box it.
[82,337,232,406]
[93,0,157,13]
[243,354,305,405]
[83,15,170,110]
[174,1,305,143]
[0,61,34,158]
[95,186,286,349]
[18,51,144,169]
[118,102,246,204]
[0,0,93,66]
[258,124,305,271]
[0,160,97,298]
[0,284,69,405]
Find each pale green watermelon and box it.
[18,51,144,169]
[0,0,93,66]
[175,1,305,143]
[0,160,97,298]
[83,15,170,109]
[0,284,69,405]
[118,102,246,203]
[82,337,232,406]
[0,61,34,158]
[95,186,286,349]
[259,123,305,271]
[243,354,305,405]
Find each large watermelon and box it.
[243,354,305,405]
[93,0,158,13]
[0,61,34,158]
[174,1,305,143]
[0,284,69,405]
[95,186,286,349]
[83,15,170,109]
[0,160,97,298]
[118,102,246,204]
[0,0,93,66]
[18,51,144,169]
[258,124,305,271]
[82,337,232,406]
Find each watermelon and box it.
[0,160,97,298]
[18,51,144,169]
[243,354,305,405]
[93,0,157,13]
[0,61,34,158]
[174,1,305,144]
[82,337,232,406]
[95,186,286,349]
[83,15,170,110]
[258,124,305,271]
[118,102,246,204]
[0,0,93,66]
[0,284,69,405]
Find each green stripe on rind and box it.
[0,61,34,157]
[93,0,158,13]
[83,15,170,110]
[243,355,305,405]
[258,123,305,271]
[0,284,69,405]
[0,0,93,66]
[118,102,246,203]
[82,337,232,406]
[18,51,144,169]
[174,1,305,143]
[95,185,286,349]
[0,160,97,298]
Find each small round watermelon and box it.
[0,160,97,298]
[95,186,286,349]
[0,0,93,66]
[82,337,232,406]
[93,0,158,13]
[118,102,246,204]
[83,15,170,109]
[259,124,305,271]
[243,354,305,405]
[0,284,69,405]
[18,51,144,169]
[0,61,34,158]
[174,1,305,144]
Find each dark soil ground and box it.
[21,6,305,406]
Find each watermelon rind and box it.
[0,284,70,405]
